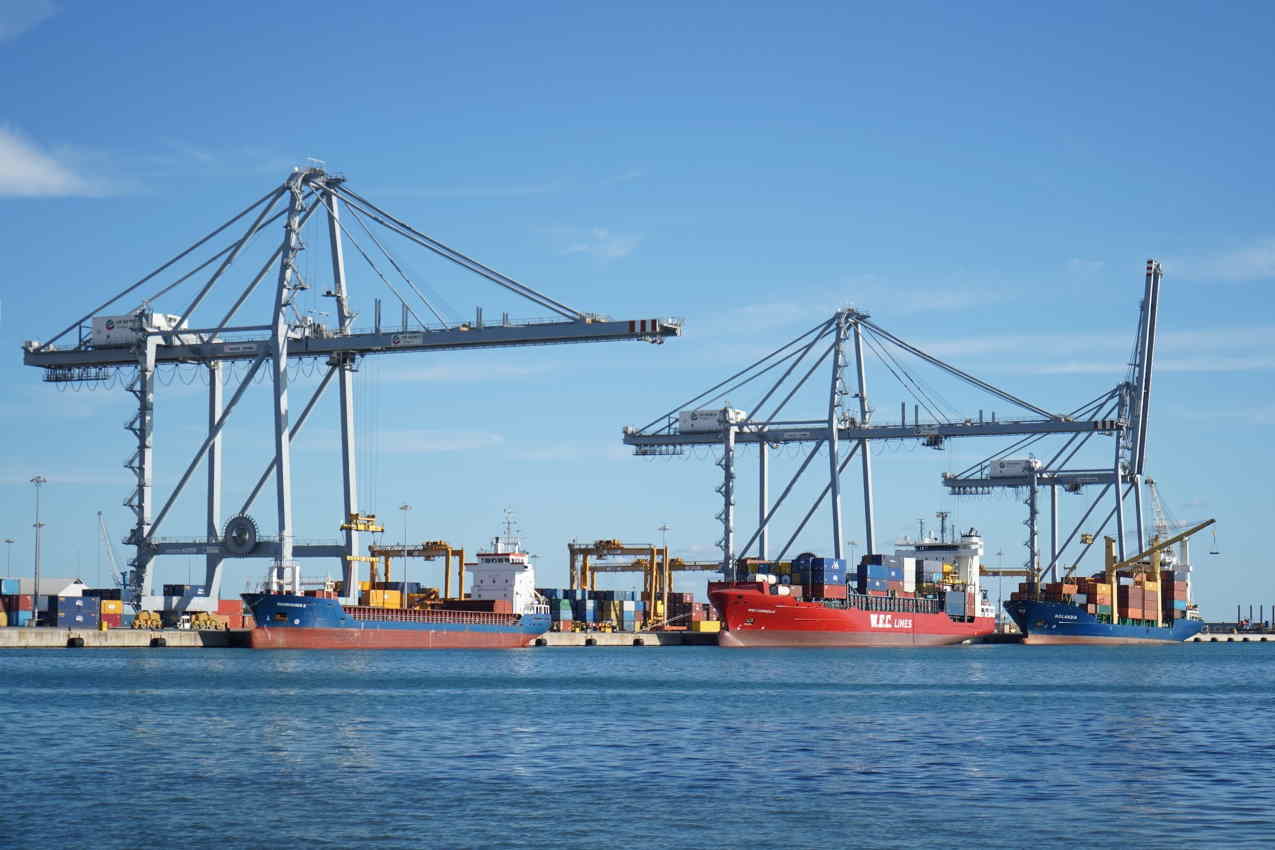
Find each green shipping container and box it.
[1097,605,1112,615]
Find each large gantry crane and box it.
[621,264,1161,580]
[942,261,1163,583]
[21,167,681,614]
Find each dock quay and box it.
[0,627,250,649]
[535,631,719,647]
[1189,633,1274,643]
[0,627,717,649]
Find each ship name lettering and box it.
[869,613,913,629]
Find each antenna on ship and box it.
[500,507,521,552]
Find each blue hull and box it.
[243,594,551,649]
[1004,599,1203,644]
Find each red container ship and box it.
[711,531,997,647]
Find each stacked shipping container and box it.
[1009,571,1189,625]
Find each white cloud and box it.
[1163,402,1275,426]
[364,182,560,200]
[600,169,644,186]
[0,127,103,197]
[1166,237,1275,282]
[1066,258,1105,277]
[561,227,642,260]
[694,275,1011,340]
[300,428,504,454]
[0,0,56,43]
[0,466,129,486]
[377,361,556,383]
[917,326,1275,362]
[507,441,631,463]
[380,430,504,453]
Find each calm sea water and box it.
[1,644,1273,849]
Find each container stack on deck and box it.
[1009,569,1191,626]
[1160,571,1190,621]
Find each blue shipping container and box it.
[0,578,19,596]
[51,596,100,614]
[10,610,32,627]
[57,609,100,628]
[808,572,846,585]
[944,590,966,615]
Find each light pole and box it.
[30,476,46,627]
[3,538,13,575]
[848,539,858,567]
[399,503,412,588]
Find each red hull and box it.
[249,626,537,649]
[712,588,995,647]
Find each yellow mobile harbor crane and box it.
[1101,518,1214,627]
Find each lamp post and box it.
[30,476,47,627]
[399,503,412,588]
[3,538,13,575]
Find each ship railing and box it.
[344,605,517,626]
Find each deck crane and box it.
[22,168,681,616]
[1101,519,1214,627]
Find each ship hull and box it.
[243,594,550,650]
[1004,599,1203,645]
[711,588,995,648]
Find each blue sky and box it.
[1,1,1271,619]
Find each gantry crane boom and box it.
[21,168,681,613]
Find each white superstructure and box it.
[893,530,996,619]
[466,525,539,616]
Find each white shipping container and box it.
[678,408,748,433]
[989,458,1042,478]
[901,557,916,592]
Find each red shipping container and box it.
[806,584,848,599]
[12,595,33,612]
[101,613,122,628]
[217,598,242,615]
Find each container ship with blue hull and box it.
[1003,598,1202,645]
[1004,519,1213,646]
[244,525,550,650]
